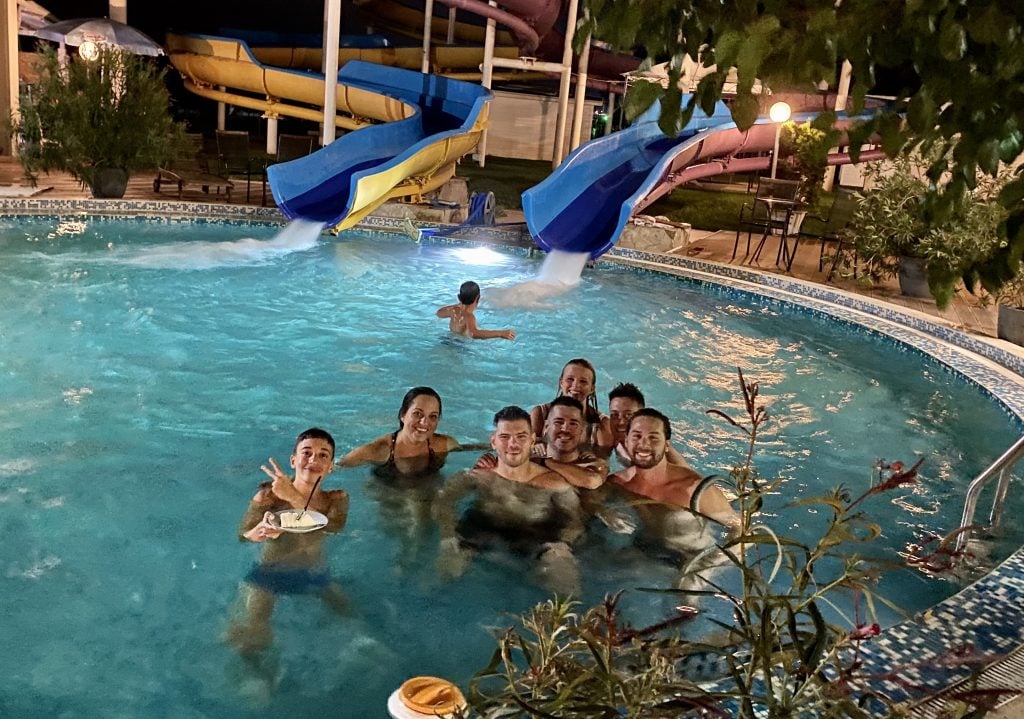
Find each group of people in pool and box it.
[227,357,741,655]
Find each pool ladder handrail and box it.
[956,434,1024,554]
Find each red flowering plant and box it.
[468,370,1011,719]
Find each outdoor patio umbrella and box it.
[33,17,164,56]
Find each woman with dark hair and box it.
[530,358,613,450]
[336,386,463,477]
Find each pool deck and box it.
[2,159,1023,714]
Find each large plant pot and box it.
[997,304,1024,346]
[897,256,931,299]
[89,168,129,198]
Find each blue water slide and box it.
[522,99,736,259]
[267,61,490,228]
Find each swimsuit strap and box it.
[385,430,399,467]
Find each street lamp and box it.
[769,101,791,179]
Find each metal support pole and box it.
[322,0,342,145]
[823,60,853,192]
[447,7,457,44]
[421,0,434,74]
[552,0,580,167]
[771,124,781,179]
[217,87,226,131]
[568,32,591,152]
[477,0,497,168]
[109,0,127,23]
[265,116,278,155]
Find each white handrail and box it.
[955,434,1024,553]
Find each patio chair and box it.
[797,189,858,281]
[275,133,316,162]
[153,133,233,201]
[215,129,263,203]
[732,177,801,265]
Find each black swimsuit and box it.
[373,431,447,479]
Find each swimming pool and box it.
[1,216,1022,717]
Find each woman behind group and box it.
[337,386,461,478]
[530,358,613,451]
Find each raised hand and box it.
[260,457,303,506]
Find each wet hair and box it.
[458,281,480,305]
[493,405,531,426]
[609,382,645,406]
[294,427,336,457]
[548,395,584,414]
[626,408,671,440]
[556,358,601,419]
[398,386,442,428]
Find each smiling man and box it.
[435,405,588,595]
[611,408,739,589]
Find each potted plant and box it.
[995,269,1024,345]
[778,120,836,233]
[845,156,1007,308]
[11,45,186,198]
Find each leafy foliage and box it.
[578,0,1024,303]
[845,157,1009,308]
[469,371,1001,718]
[780,120,837,206]
[12,46,185,190]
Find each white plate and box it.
[271,509,328,533]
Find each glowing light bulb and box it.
[78,41,100,62]
[769,101,792,123]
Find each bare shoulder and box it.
[435,433,459,452]
[339,434,391,466]
[251,481,275,504]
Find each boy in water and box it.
[436,280,515,340]
[227,427,350,656]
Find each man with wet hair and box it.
[605,382,692,468]
[434,405,588,595]
[227,427,350,656]
[476,396,607,489]
[611,408,739,590]
[436,280,515,340]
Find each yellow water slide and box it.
[167,33,491,230]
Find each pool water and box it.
[1,218,1021,717]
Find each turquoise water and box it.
[1,218,1021,717]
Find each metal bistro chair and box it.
[798,189,859,282]
[732,177,802,267]
[275,133,316,162]
[215,129,263,203]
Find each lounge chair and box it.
[154,133,233,201]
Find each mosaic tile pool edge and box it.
[2,199,1021,704]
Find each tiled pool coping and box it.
[3,198,1022,705]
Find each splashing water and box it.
[487,249,590,308]
[119,218,324,269]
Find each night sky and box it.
[35,1,368,42]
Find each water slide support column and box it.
[109,0,127,23]
[217,88,226,131]
[822,59,853,192]
[568,32,591,153]
[477,0,497,168]
[0,0,16,157]
[266,116,278,155]
[421,0,434,73]
[322,0,342,145]
[446,7,457,44]
[552,0,580,167]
